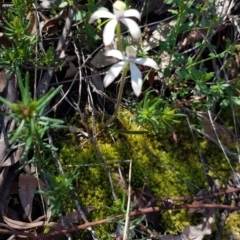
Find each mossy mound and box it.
[58,110,238,239]
[223,211,240,239]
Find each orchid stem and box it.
[105,22,126,127]
[105,67,128,127]
[116,22,123,52]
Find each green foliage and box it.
[0,0,36,73]
[0,68,65,167]
[0,0,65,72]
[40,45,59,69]
[133,90,184,133]
[37,170,79,217]
[106,191,146,238]
[0,69,64,141]
[155,0,240,115]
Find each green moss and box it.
[58,109,237,239]
[162,209,192,234]
[222,212,240,239]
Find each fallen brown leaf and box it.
[18,174,38,222]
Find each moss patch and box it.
[58,110,237,239]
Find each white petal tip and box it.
[103,77,112,87]
[135,91,141,97]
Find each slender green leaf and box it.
[36,85,62,111]
[15,68,26,104]
[0,96,12,107]
[10,120,25,143]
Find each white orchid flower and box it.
[104,46,159,96]
[88,1,141,46]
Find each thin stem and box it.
[186,50,227,69]
[116,22,123,52]
[122,160,132,240]
[104,67,128,127]
[104,21,127,127]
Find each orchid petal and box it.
[114,10,125,19]
[134,58,159,70]
[120,18,141,41]
[103,18,118,46]
[130,63,142,96]
[123,9,141,20]
[113,1,126,11]
[105,50,125,60]
[104,61,128,87]
[88,10,115,24]
[126,46,137,59]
